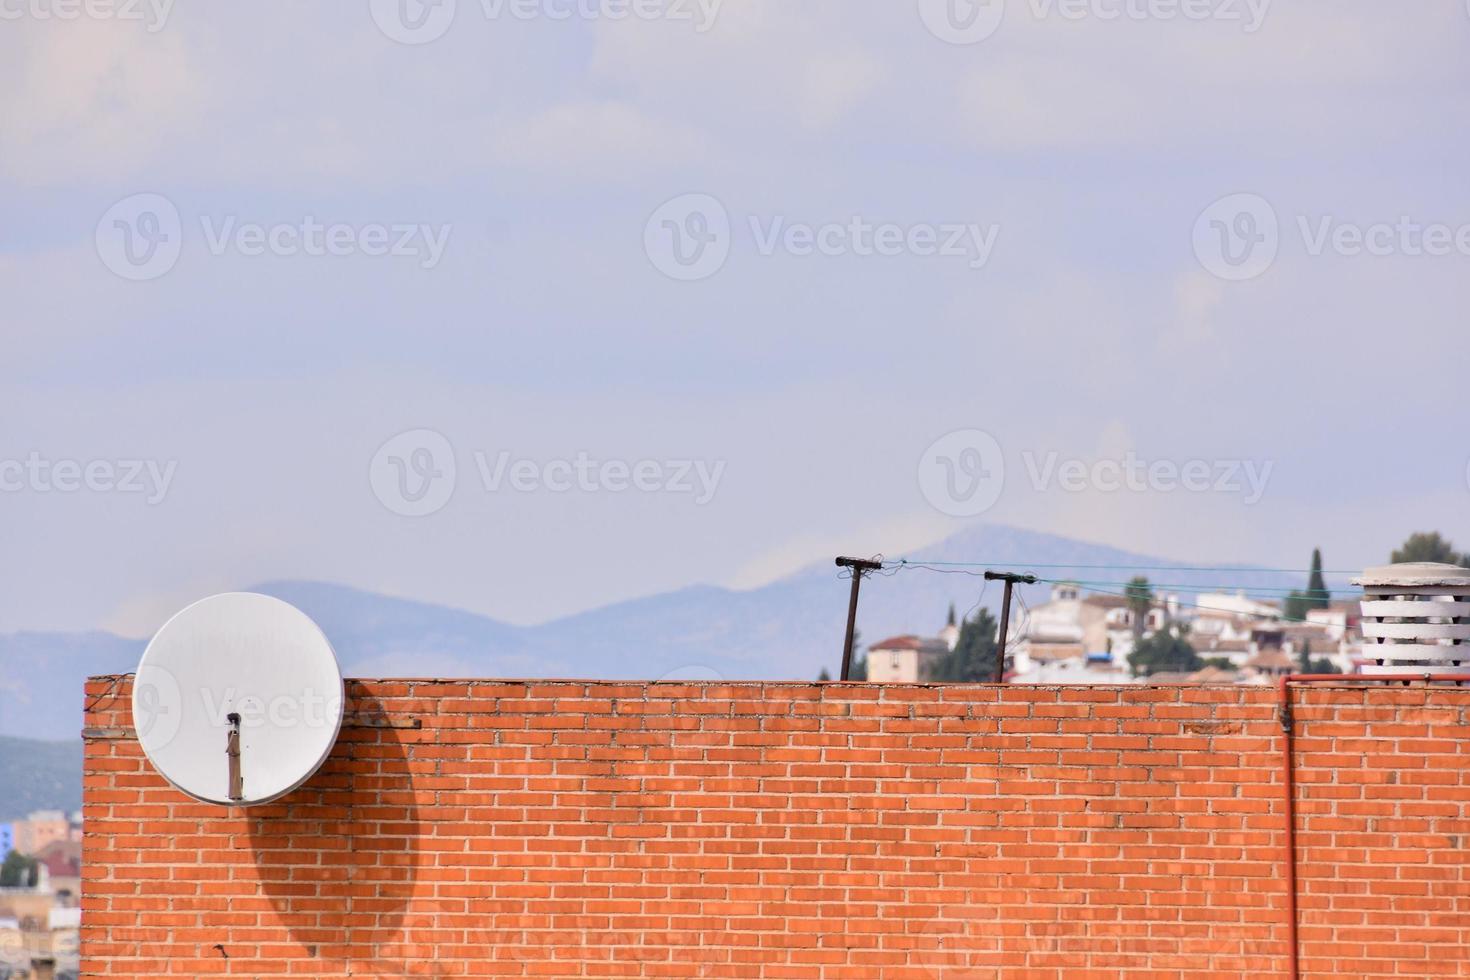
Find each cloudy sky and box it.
[3,0,1468,637]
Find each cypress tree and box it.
[1307,548,1330,610]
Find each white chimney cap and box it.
[1355,562,1470,676]
[1353,562,1470,588]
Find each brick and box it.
[81,677,1470,979]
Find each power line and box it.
[886,558,1357,576]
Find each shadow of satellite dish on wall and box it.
[247,687,432,976]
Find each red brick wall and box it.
[81,678,1470,978]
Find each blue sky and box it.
[3,0,1469,636]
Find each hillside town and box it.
[864,581,1365,686]
[0,811,82,979]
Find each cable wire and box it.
[887,558,1359,575]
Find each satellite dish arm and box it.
[226,713,243,802]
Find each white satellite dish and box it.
[132,592,345,806]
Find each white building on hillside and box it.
[1013,583,1175,667]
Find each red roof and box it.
[37,840,81,878]
[1247,648,1294,670]
[869,635,947,653]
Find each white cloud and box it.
[948,2,1469,153]
[798,50,888,131]
[491,100,706,175]
[955,53,1145,151]
[101,578,238,640]
[727,510,955,590]
[0,20,204,183]
[1166,271,1226,350]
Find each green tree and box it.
[1307,548,1330,610]
[1296,638,1341,674]
[1129,623,1202,677]
[928,608,1000,682]
[1125,576,1154,641]
[1285,548,1333,621]
[0,851,38,888]
[1391,532,1470,567]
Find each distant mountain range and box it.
[2,524,1350,742]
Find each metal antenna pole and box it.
[836,557,882,681]
[984,571,1037,684]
